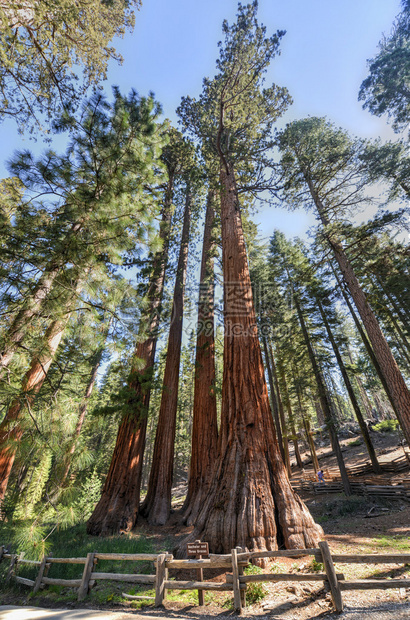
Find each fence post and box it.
[231,548,242,614]
[78,552,95,601]
[163,552,170,601]
[319,540,343,613]
[6,554,18,584]
[33,555,48,594]
[155,553,167,607]
[236,546,246,607]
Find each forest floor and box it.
[1,430,410,619]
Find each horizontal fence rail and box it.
[1,542,410,613]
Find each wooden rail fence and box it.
[1,542,410,614]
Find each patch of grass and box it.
[244,563,268,604]
[372,535,410,552]
[311,495,371,521]
[165,587,198,605]
[1,522,158,581]
[347,438,362,447]
[372,419,399,433]
[222,596,234,609]
[315,515,330,524]
[310,559,324,573]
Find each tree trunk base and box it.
[175,444,323,557]
[86,415,146,536]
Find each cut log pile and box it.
[291,455,410,499]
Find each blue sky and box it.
[0,0,403,239]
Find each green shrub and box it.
[311,559,324,573]
[372,419,399,433]
[243,563,268,604]
[73,469,102,521]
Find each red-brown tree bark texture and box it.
[0,318,67,503]
[141,188,192,526]
[183,190,219,525]
[85,346,150,535]
[179,165,323,554]
[87,200,173,536]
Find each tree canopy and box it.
[0,0,139,133]
[359,0,410,134]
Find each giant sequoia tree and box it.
[87,130,194,535]
[182,188,219,525]
[177,2,322,553]
[141,165,195,525]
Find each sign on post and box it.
[187,542,209,556]
[187,540,209,605]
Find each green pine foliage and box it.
[13,450,53,520]
[0,0,140,133]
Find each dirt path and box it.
[2,603,410,620]
[0,607,181,620]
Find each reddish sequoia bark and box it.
[179,163,323,554]
[332,265,398,410]
[87,198,173,536]
[306,180,410,444]
[140,185,192,526]
[182,189,219,525]
[0,316,69,504]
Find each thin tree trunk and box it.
[375,302,410,368]
[373,391,393,420]
[371,272,410,336]
[307,180,410,443]
[317,300,381,473]
[293,293,352,495]
[141,185,192,525]
[183,190,219,525]
[59,320,112,486]
[300,408,320,473]
[0,265,61,375]
[0,219,85,376]
[268,345,292,474]
[278,361,303,468]
[263,337,285,461]
[291,365,320,473]
[328,371,347,424]
[87,191,173,536]
[351,362,378,420]
[333,266,399,413]
[178,162,323,554]
[0,315,70,503]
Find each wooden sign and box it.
[187,541,209,556]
